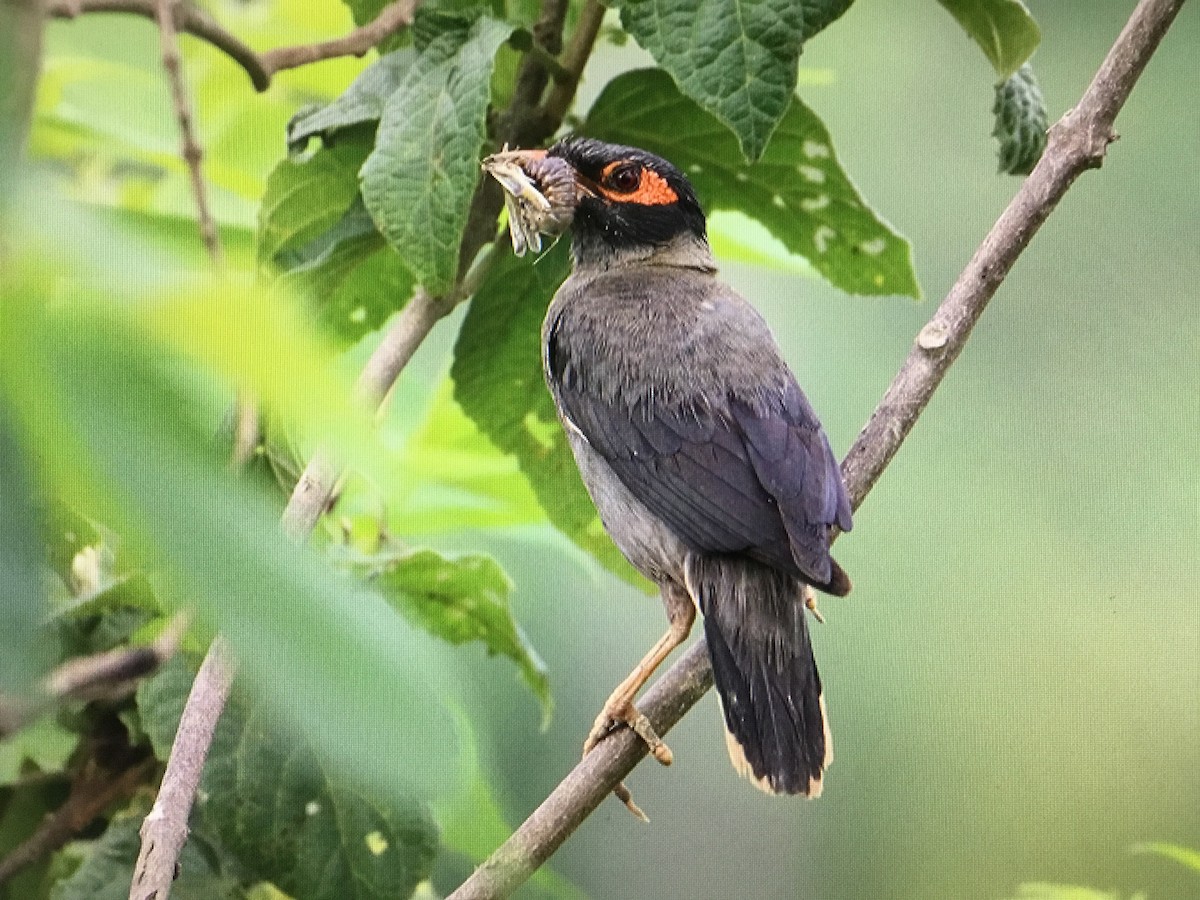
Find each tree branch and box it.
[258,0,417,80]
[129,637,233,900]
[153,0,221,268]
[446,1,1188,897]
[44,0,418,92]
[0,756,156,887]
[46,0,271,91]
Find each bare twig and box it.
[45,0,418,92]
[447,1,1188,897]
[0,756,156,886]
[153,0,222,267]
[0,615,186,738]
[258,0,417,79]
[129,638,233,900]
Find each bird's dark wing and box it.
[547,327,851,587]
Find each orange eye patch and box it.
[597,161,679,206]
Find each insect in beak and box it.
[482,147,581,256]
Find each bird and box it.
[489,137,853,800]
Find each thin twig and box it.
[0,756,156,887]
[447,1,1188,897]
[45,0,419,92]
[153,0,222,268]
[258,0,417,79]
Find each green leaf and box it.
[287,49,415,149]
[451,240,649,588]
[993,62,1047,176]
[0,404,55,695]
[1004,886,1123,900]
[139,657,439,900]
[609,0,852,161]
[50,815,242,900]
[1129,842,1200,874]
[368,548,551,725]
[276,200,414,347]
[938,0,1041,78]
[258,137,372,266]
[391,380,545,535]
[585,68,919,298]
[0,716,78,784]
[360,15,514,294]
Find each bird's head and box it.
[483,137,709,269]
[547,137,707,254]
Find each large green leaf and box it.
[139,657,438,900]
[938,0,1040,78]
[610,0,853,161]
[258,138,371,266]
[450,241,648,588]
[360,15,513,294]
[585,68,919,298]
[270,195,415,347]
[287,49,415,149]
[993,62,1047,176]
[366,548,551,726]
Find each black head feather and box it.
[548,136,707,259]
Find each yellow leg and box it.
[583,584,696,766]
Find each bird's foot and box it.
[583,699,673,766]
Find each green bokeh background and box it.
[27,1,1199,898]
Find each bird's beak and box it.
[482,147,586,256]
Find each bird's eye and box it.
[605,163,642,193]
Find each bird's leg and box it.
[584,584,696,766]
[803,584,825,624]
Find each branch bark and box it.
[153,0,222,268]
[447,1,1189,897]
[45,0,418,92]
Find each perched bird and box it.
[486,137,853,799]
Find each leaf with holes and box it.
[609,0,852,161]
[138,656,439,900]
[585,68,919,297]
[361,15,514,294]
[451,241,649,588]
[938,0,1040,78]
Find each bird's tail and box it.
[685,554,833,796]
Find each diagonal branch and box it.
[258,0,418,79]
[446,0,1189,897]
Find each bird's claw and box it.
[583,700,673,766]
